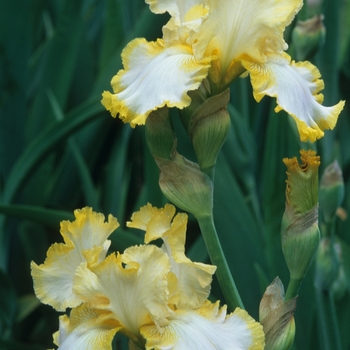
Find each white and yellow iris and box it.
[101,0,344,142]
[31,204,264,349]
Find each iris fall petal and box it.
[101,38,212,127]
[243,53,345,142]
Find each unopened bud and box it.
[281,150,320,283]
[319,160,344,224]
[145,107,175,160]
[155,151,213,219]
[180,88,231,176]
[292,14,326,61]
[315,237,340,291]
[260,277,296,350]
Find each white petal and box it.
[101,38,211,127]
[243,53,345,142]
[142,303,265,350]
[194,0,302,85]
[54,304,119,350]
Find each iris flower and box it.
[102,0,344,142]
[31,204,264,349]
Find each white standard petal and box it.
[142,303,265,350]
[194,0,302,86]
[243,53,345,142]
[101,38,212,127]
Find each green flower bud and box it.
[315,237,340,291]
[155,151,213,219]
[145,107,175,160]
[188,88,231,175]
[319,160,344,224]
[292,14,326,61]
[179,87,231,177]
[281,150,320,288]
[260,277,296,350]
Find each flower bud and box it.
[145,107,176,160]
[315,237,341,291]
[188,88,231,175]
[155,151,213,219]
[319,160,344,224]
[292,14,326,61]
[179,87,231,177]
[281,150,320,283]
[260,277,296,350]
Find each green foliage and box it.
[0,0,349,349]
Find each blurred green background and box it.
[1,0,350,349]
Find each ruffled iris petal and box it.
[160,213,216,309]
[243,53,345,142]
[126,203,216,309]
[101,38,212,127]
[195,0,302,84]
[142,302,265,350]
[53,304,120,350]
[73,245,172,338]
[60,207,119,258]
[30,208,119,311]
[127,203,176,241]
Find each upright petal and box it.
[60,207,119,262]
[101,38,212,127]
[160,213,216,309]
[127,203,216,309]
[194,0,302,86]
[243,53,345,142]
[31,208,119,311]
[142,302,265,350]
[126,203,176,241]
[53,304,120,350]
[73,245,172,339]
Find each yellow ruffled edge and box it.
[243,53,345,142]
[233,308,265,350]
[102,38,213,127]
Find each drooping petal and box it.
[31,244,84,311]
[243,53,345,142]
[101,38,212,127]
[31,208,119,311]
[73,245,172,339]
[53,304,120,350]
[194,0,302,86]
[142,302,265,350]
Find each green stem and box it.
[315,288,331,350]
[197,214,244,311]
[328,292,343,350]
[285,278,302,300]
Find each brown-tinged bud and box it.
[155,151,213,219]
[292,14,326,61]
[260,277,296,350]
[281,150,320,286]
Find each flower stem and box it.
[285,278,302,300]
[197,214,244,311]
